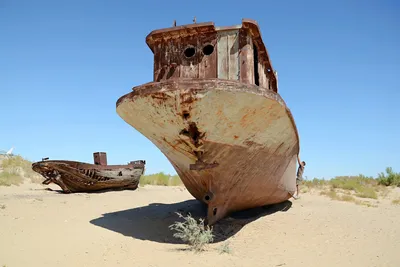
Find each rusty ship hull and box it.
[32,153,146,193]
[116,19,300,224]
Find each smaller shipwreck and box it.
[32,152,146,193]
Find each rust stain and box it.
[179,122,205,149]
[150,92,168,100]
[243,140,263,148]
[162,137,194,156]
[240,112,251,127]
[180,92,196,105]
[190,161,219,170]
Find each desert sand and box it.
[0,182,399,267]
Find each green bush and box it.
[377,167,400,187]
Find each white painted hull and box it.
[116,78,299,224]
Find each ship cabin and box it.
[145,19,278,93]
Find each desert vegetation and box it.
[392,198,400,205]
[2,154,398,191]
[376,167,400,187]
[1,154,399,210]
[0,155,42,186]
[218,241,232,254]
[169,212,214,252]
[139,172,183,186]
[301,167,400,207]
[140,167,399,190]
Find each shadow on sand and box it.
[90,199,292,244]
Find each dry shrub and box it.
[169,212,214,252]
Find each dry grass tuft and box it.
[392,199,400,205]
[139,172,183,186]
[0,155,43,186]
[319,188,377,207]
[303,174,381,201]
[355,187,378,199]
[0,170,24,186]
[218,241,232,254]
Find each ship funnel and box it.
[93,152,107,165]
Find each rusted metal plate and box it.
[31,153,146,193]
[93,152,107,165]
[116,79,299,225]
[116,19,299,224]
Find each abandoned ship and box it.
[32,152,146,193]
[116,19,301,224]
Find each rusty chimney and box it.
[93,152,107,165]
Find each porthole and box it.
[202,44,214,55]
[183,46,196,58]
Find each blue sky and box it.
[1,0,399,179]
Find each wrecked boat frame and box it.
[32,152,146,193]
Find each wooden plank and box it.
[217,31,229,79]
[153,44,164,81]
[198,33,217,79]
[180,36,199,78]
[217,30,240,80]
[228,30,239,80]
[165,38,181,79]
[258,61,269,89]
[239,30,254,84]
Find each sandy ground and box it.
[0,182,399,267]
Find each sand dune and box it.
[0,182,399,267]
